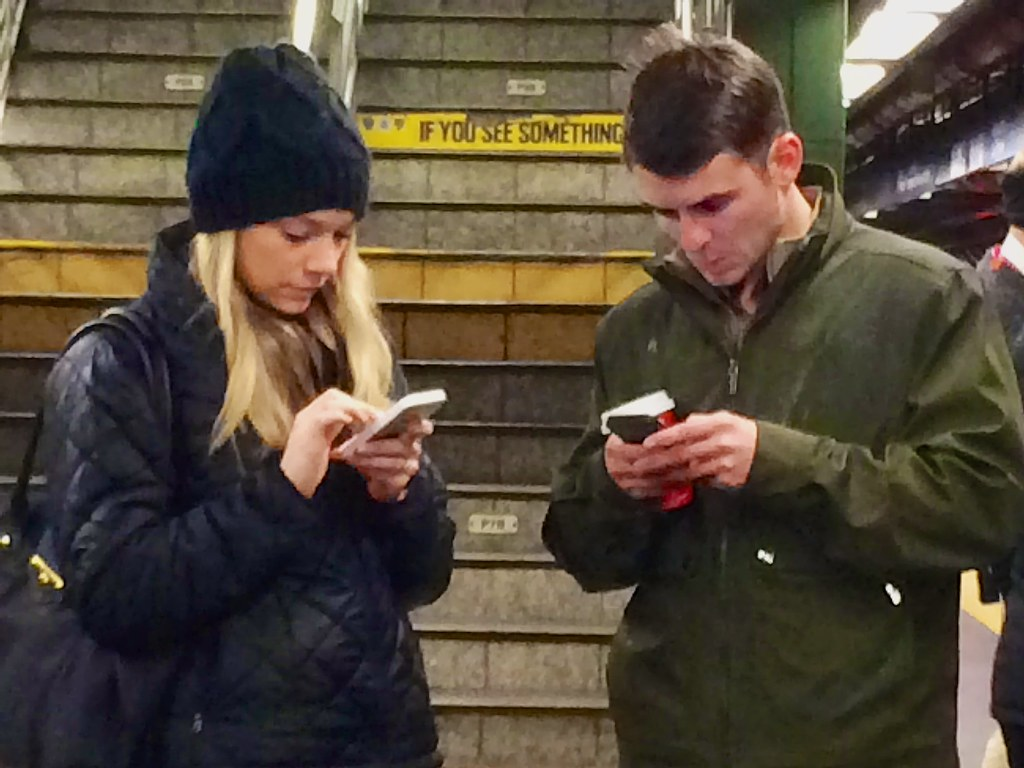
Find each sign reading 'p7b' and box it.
[358,113,624,155]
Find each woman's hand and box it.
[280,389,378,498]
[334,416,434,502]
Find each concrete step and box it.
[0,198,189,244]
[422,635,608,699]
[0,408,582,484]
[34,0,291,12]
[0,197,655,251]
[0,244,651,306]
[3,104,628,159]
[432,421,582,486]
[4,104,626,164]
[405,361,592,425]
[436,708,615,768]
[1,104,197,150]
[368,0,670,22]
[355,61,630,113]
[362,207,654,252]
[0,352,54,412]
[414,563,628,633]
[1,472,558,559]
[0,354,594,422]
[446,485,550,560]
[0,148,642,208]
[0,149,187,199]
[373,155,637,207]
[9,55,222,105]
[360,17,646,65]
[0,294,606,359]
[21,12,289,58]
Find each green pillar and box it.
[733,0,848,178]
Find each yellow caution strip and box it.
[358,112,624,155]
[0,248,651,305]
[961,571,1004,634]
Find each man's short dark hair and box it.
[623,25,791,178]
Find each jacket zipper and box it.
[728,357,740,396]
[720,319,747,768]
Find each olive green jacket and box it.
[544,167,1024,768]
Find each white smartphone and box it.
[335,388,447,458]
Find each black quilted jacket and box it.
[40,221,454,768]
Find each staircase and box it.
[0,1,674,765]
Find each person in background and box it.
[544,25,1024,768]
[40,44,454,768]
[980,150,1024,768]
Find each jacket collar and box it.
[141,220,229,387]
[145,220,220,343]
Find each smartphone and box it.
[335,389,447,458]
[604,414,661,444]
[601,390,678,444]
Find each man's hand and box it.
[634,411,758,489]
[605,435,666,500]
[335,417,433,502]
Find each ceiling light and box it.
[842,63,887,102]
[292,0,316,53]
[846,11,940,60]
[864,210,880,220]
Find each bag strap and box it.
[6,306,170,540]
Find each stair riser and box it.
[437,711,617,768]
[448,497,550,557]
[423,638,608,698]
[0,414,582,484]
[369,0,671,22]
[2,105,194,150]
[10,60,219,105]
[0,301,603,360]
[23,15,289,58]
[356,64,630,113]
[0,200,655,252]
[362,208,655,252]
[35,0,290,12]
[0,356,593,423]
[0,152,640,208]
[429,427,580,485]
[362,19,645,65]
[414,569,629,631]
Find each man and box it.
[543,26,1024,768]
[980,152,1024,767]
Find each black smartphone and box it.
[605,414,661,444]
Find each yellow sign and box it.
[358,112,624,155]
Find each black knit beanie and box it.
[187,44,370,233]
[1004,164,1024,229]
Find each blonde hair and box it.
[191,230,393,449]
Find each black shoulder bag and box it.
[0,306,181,768]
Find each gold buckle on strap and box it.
[28,554,65,591]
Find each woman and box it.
[40,44,454,768]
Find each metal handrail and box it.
[0,0,28,132]
[676,0,734,38]
[327,0,367,108]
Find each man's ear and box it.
[766,132,804,187]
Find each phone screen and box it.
[606,414,661,444]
